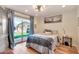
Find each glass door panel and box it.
[22,19,30,41]
[14,16,30,44]
[14,16,23,44]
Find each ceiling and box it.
[2,5,78,17]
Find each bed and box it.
[26,30,60,54]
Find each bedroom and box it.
[0,5,79,54]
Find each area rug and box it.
[0,50,13,54]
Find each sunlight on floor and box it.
[13,42,38,54]
[13,42,28,54]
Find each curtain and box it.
[6,9,14,49]
[5,9,34,49]
[30,16,34,34]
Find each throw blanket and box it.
[27,34,54,50]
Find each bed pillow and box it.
[44,32,52,35]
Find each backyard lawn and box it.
[14,32,30,39]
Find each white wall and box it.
[34,16,44,34]
[34,10,78,46]
[62,10,78,45]
[0,9,8,52]
[76,6,79,48]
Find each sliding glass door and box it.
[22,19,30,41]
[14,16,30,44]
[14,16,22,44]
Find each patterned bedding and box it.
[26,34,58,54]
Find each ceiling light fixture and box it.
[33,5,45,12]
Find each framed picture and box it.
[44,15,62,23]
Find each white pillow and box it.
[44,32,52,35]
